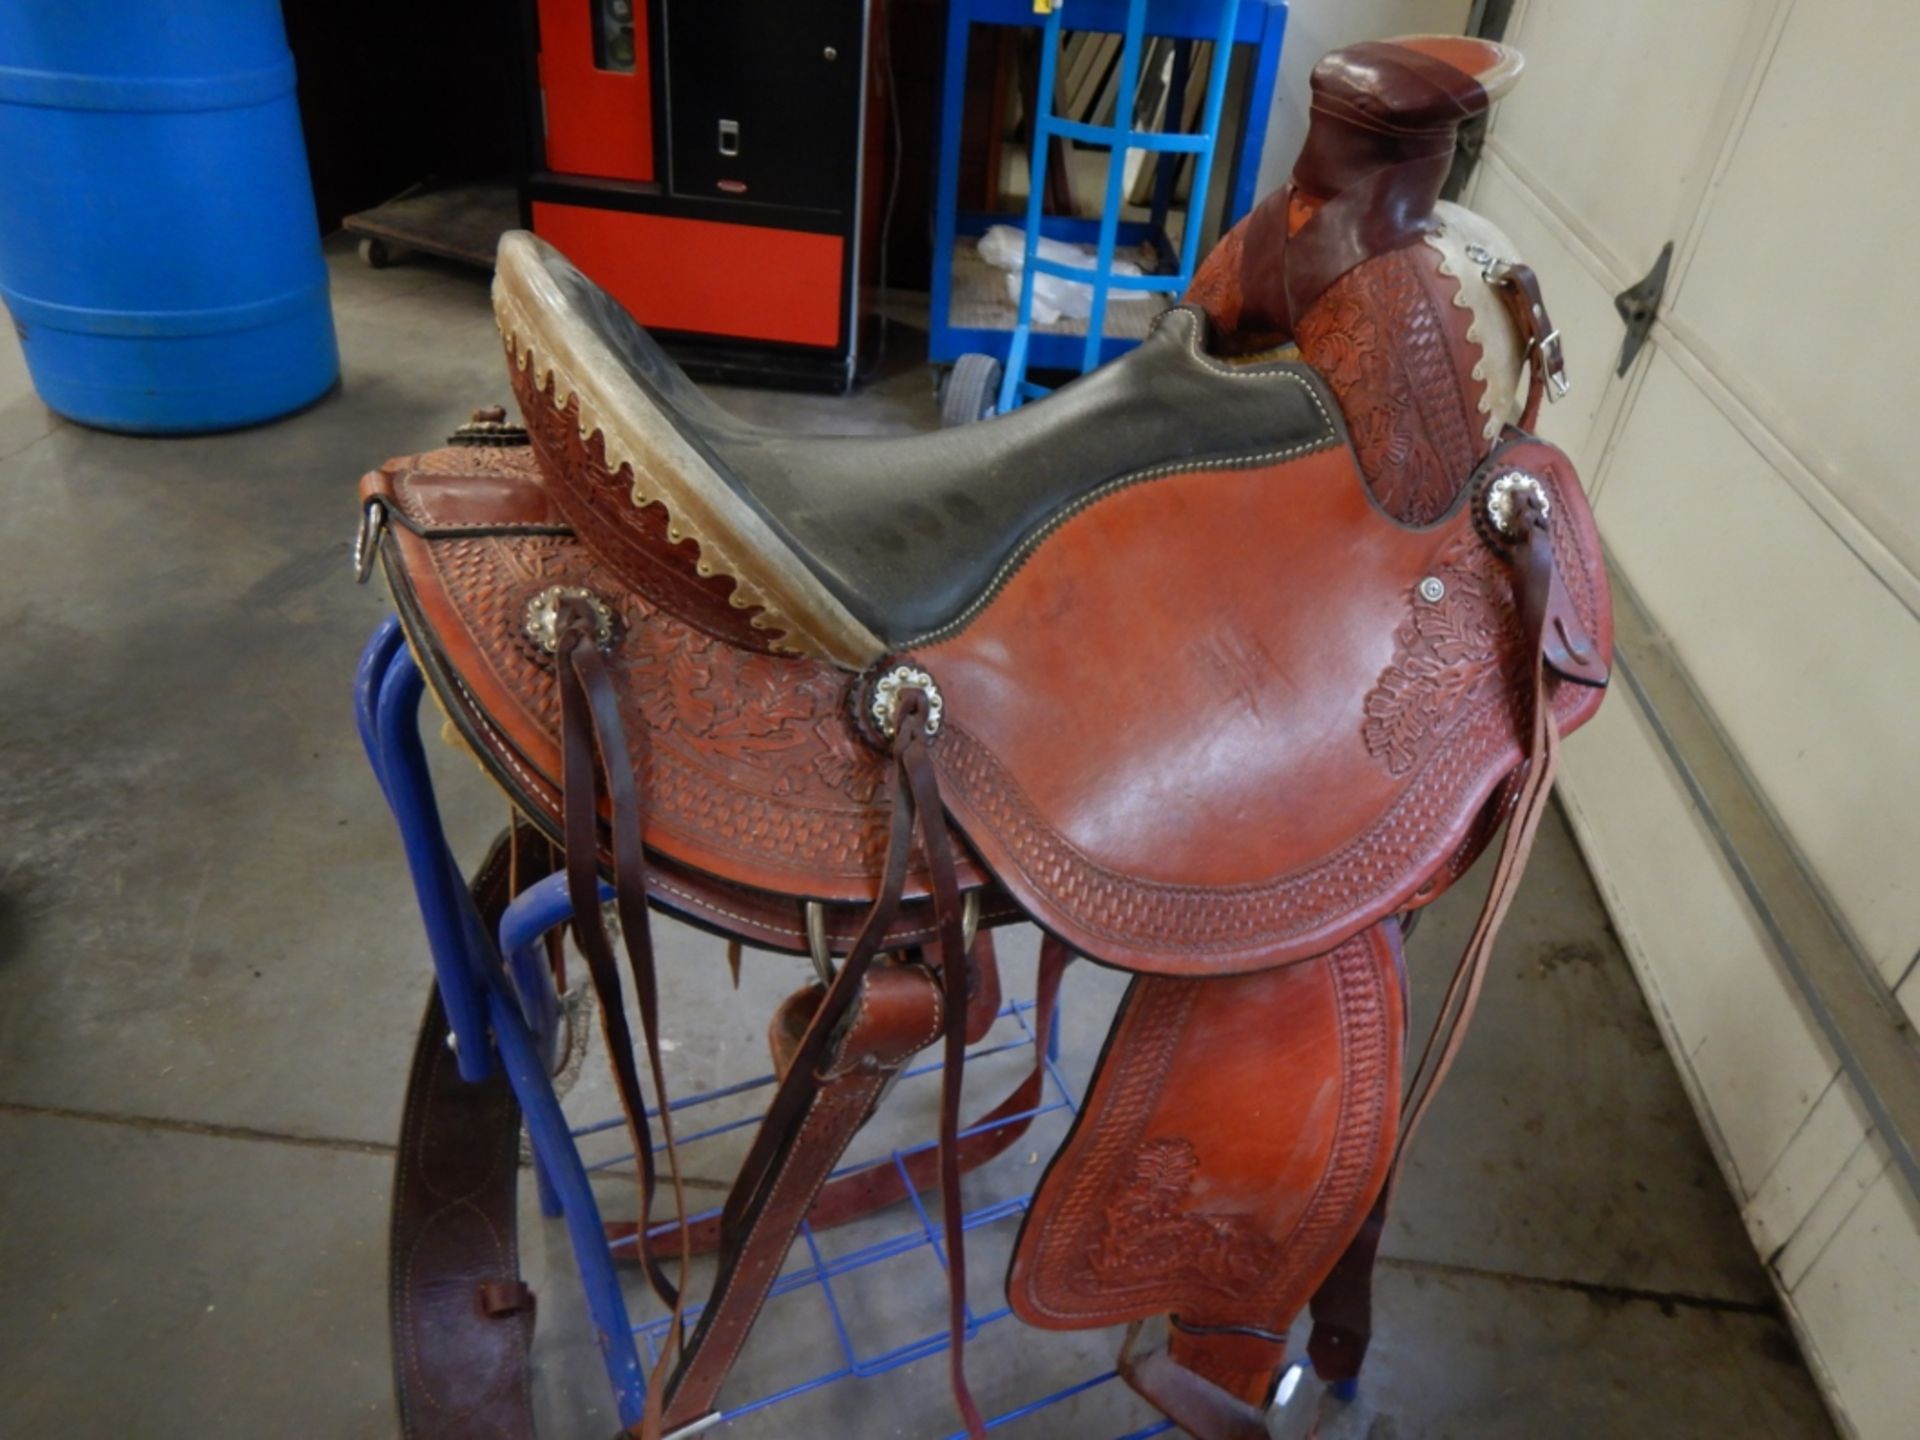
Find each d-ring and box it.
[806,892,982,987]
[805,901,836,986]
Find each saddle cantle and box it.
[360,32,1611,1440]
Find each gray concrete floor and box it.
[0,242,1837,1439]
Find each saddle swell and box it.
[1188,36,1564,528]
[358,31,1611,1440]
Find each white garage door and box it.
[1464,2,1920,1434]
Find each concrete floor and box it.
[0,243,1839,1439]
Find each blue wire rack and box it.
[999,0,1244,412]
[928,0,1288,394]
[357,615,1227,1436]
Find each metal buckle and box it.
[805,891,980,986]
[353,501,386,583]
[1465,242,1508,284]
[1534,326,1571,400]
[661,1414,724,1440]
[805,901,837,987]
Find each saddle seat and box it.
[494,232,1338,667]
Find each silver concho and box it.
[869,663,943,740]
[1483,469,1551,540]
[523,584,615,654]
[1417,575,1447,604]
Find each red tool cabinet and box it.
[520,0,880,389]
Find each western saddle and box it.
[357,34,1609,1440]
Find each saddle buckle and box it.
[1534,326,1571,401]
[661,1414,723,1440]
[806,891,979,986]
[352,500,386,584]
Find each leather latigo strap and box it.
[661,959,946,1429]
[1008,924,1405,1438]
[390,823,553,1440]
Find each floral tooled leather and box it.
[1009,928,1400,1330]
[377,446,949,894]
[1361,530,1525,777]
[1295,245,1489,525]
[1087,1138,1284,1290]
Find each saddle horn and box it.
[1191,35,1521,340]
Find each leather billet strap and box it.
[390,824,551,1440]
[1487,259,1568,428]
[1305,1188,1389,1384]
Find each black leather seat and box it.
[537,250,1346,647]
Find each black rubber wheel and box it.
[359,236,394,269]
[939,353,1002,427]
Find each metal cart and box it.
[930,0,1288,422]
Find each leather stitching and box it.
[905,434,1341,649]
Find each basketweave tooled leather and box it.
[1008,923,1403,1337]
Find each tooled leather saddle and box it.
[359,35,1608,1440]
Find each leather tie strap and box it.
[1396,491,1561,1159]
[554,600,697,1436]
[897,695,989,1440]
[1305,489,1568,1391]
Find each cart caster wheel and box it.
[360,236,396,269]
[1329,1378,1360,1403]
[939,352,1001,427]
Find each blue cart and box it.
[930,0,1287,421]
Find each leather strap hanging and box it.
[389,825,552,1440]
[610,938,1072,1264]
[554,599,698,1436]
[1304,483,1573,1394]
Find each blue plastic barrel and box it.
[0,2,339,433]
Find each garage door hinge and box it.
[1613,241,1674,376]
